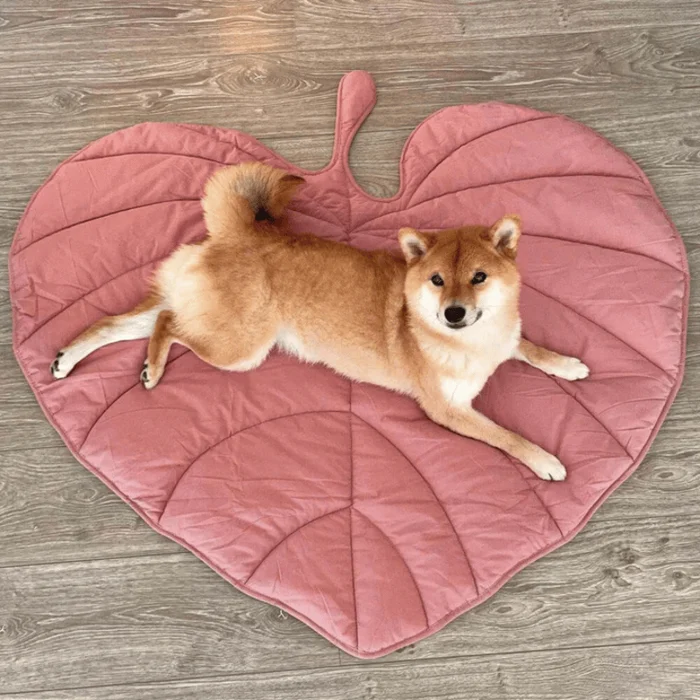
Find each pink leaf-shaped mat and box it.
[10,71,688,658]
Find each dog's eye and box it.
[430,274,444,286]
[471,271,487,285]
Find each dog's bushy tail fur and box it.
[202,162,305,240]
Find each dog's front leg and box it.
[514,339,589,382]
[421,397,567,481]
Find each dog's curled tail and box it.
[202,162,305,239]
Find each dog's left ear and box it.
[489,215,521,259]
[399,227,436,263]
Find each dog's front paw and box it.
[551,356,589,382]
[525,450,567,481]
[50,351,72,379]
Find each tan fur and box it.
[52,163,589,481]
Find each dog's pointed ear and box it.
[399,227,436,263]
[489,215,521,259]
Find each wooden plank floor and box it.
[1,2,699,698]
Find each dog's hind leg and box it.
[140,315,277,390]
[51,293,163,379]
[140,310,178,390]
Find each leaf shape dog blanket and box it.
[10,71,688,657]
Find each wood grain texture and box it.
[0,553,340,693]
[0,447,181,567]
[1,0,699,55]
[1,0,700,697]
[1,514,699,691]
[1,25,699,142]
[2,642,699,700]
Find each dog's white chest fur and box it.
[435,321,521,408]
[439,362,496,407]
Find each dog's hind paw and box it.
[140,361,161,390]
[50,351,71,379]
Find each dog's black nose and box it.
[444,305,466,324]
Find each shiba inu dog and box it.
[51,163,589,480]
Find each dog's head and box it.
[399,216,521,333]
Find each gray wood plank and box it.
[1,513,699,692]
[3,107,700,219]
[0,447,181,567]
[0,553,341,694]
[1,26,699,143]
[0,359,70,452]
[294,0,700,45]
[1,0,699,57]
[0,1,296,56]
[1,640,699,700]
[7,95,694,206]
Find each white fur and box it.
[415,278,513,334]
[492,218,519,246]
[477,278,508,318]
[52,304,163,378]
[276,327,310,360]
[415,279,521,407]
[416,285,444,332]
[155,244,212,339]
[513,345,590,381]
[525,450,567,481]
[440,375,483,407]
[439,328,519,407]
[554,357,590,381]
[222,340,274,371]
[399,229,430,261]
